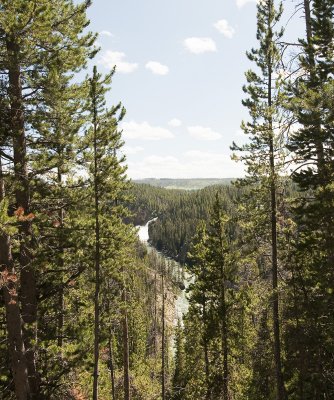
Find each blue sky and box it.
[85,0,304,179]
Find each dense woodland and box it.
[128,184,241,264]
[0,0,334,399]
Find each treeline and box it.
[0,1,177,399]
[171,1,334,399]
[133,179,234,190]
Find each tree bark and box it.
[0,157,30,400]
[161,272,166,400]
[203,298,210,400]
[108,327,116,400]
[123,283,131,400]
[267,23,287,397]
[92,80,100,400]
[57,166,65,351]
[217,214,229,400]
[154,271,158,357]
[220,269,228,400]
[6,35,39,398]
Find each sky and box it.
[84,0,304,179]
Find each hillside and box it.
[128,183,240,264]
[133,178,235,190]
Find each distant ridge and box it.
[133,178,235,190]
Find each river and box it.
[137,219,190,323]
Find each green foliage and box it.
[129,183,240,264]
[1,1,334,399]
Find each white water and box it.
[137,218,157,243]
[175,271,191,321]
[136,219,189,322]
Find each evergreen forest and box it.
[0,0,333,399]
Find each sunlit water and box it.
[136,219,190,323]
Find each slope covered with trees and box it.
[128,183,241,264]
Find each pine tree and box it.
[231,0,288,398]
[0,1,96,396]
[187,221,211,399]
[85,65,128,399]
[284,0,334,397]
[172,319,186,400]
[206,193,232,400]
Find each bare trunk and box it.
[6,35,39,398]
[0,157,30,399]
[57,168,65,350]
[268,33,287,398]
[221,272,228,400]
[123,284,131,400]
[161,272,165,400]
[92,92,100,400]
[203,298,210,400]
[217,217,228,400]
[108,328,116,400]
[269,148,286,400]
[154,271,158,357]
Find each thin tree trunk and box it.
[6,35,39,398]
[292,269,305,399]
[57,166,65,351]
[92,87,100,400]
[203,298,210,400]
[108,327,116,400]
[268,28,287,398]
[270,171,287,400]
[217,216,228,400]
[154,271,158,357]
[122,281,131,400]
[161,271,165,400]
[221,275,228,400]
[0,157,30,400]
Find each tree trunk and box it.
[268,41,287,399]
[270,176,287,400]
[161,272,166,400]
[57,166,65,351]
[108,328,116,400]
[6,35,39,398]
[92,89,100,400]
[203,298,210,400]
[221,276,228,400]
[154,271,158,357]
[217,216,228,400]
[123,284,131,400]
[0,157,30,400]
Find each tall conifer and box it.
[232,0,288,398]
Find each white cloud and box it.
[168,118,182,128]
[126,150,245,179]
[121,121,175,141]
[214,19,235,38]
[145,61,169,76]
[183,37,217,54]
[187,126,222,141]
[122,145,144,155]
[99,30,113,37]
[236,0,257,8]
[99,51,138,74]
